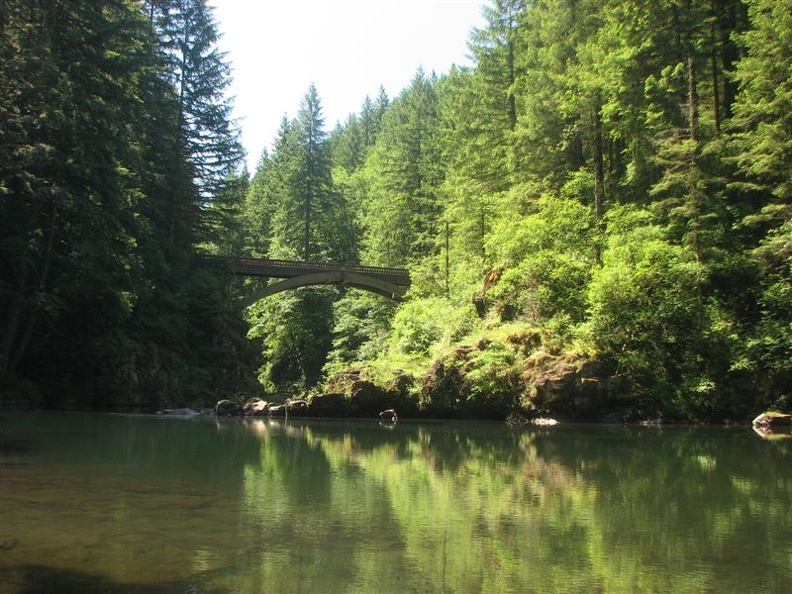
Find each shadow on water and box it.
[1,565,232,594]
[0,438,36,456]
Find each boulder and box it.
[379,408,398,422]
[348,380,387,416]
[215,399,243,416]
[268,404,286,416]
[752,412,792,429]
[308,393,349,417]
[243,397,269,416]
[286,399,310,417]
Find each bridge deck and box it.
[226,256,411,286]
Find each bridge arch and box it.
[213,256,410,306]
[242,270,408,306]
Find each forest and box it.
[1,0,791,422]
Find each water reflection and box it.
[0,413,790,593]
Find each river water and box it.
[0,412,789,593]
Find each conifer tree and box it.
[150,0,243,204]
[464,0,526,189]
[362,70,444,265]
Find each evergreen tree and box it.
[730,0,792,211]
[464,0,525,188]
[244,87,358,392]
[151,0,243,204]
[0,1,151,382]
[729,0,792,406]
[330,114,364,173]
[296,84,333,261]
[362,70,445,266]
[265,85,356,263]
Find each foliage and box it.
[6,0,792,419]
[248,287,336,394]
[390,297,475,359]
[582,206,742,418]
[324,292,397,373]
[0,0,250,409]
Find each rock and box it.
[387,373,413,395]
[532,417,559,426]
[243,397,269,416]
[308,393,349,417]
[419,359,464,416]
[215,399,243,416]
[753,426,792,441]
[752,412,792,429]
[268,404,285,416]
[379,408,398,422]
[0,536,18,551]
[286,399,310,417]
[157,408,199,416]
[348,380,387,416]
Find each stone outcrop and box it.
[323,368,416,418]
[525,352,634,421]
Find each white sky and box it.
[210,0,486,171]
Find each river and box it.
[0,411,789,593]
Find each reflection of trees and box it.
[10,416,780,592]
[0,413,264,589]
[238,421,792,594]
[531,426,792,593]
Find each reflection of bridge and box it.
[226,257,410,305]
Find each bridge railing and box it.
[208,255,410,285]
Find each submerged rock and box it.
[532,417,559,426]
[0,536,18,551]
[157,408,200,417]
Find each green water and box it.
[0,412,790,593]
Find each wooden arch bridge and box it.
[221,257,410,305]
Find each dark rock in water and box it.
[243,397,269,416]
[752,412,792,440]
[286,399,309,416]
[157,408,199,417]
[309,393,349,417]
[752,412,792,429]
[0,536,18,551]
[379,408,398,422]
[215,399,243,416]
